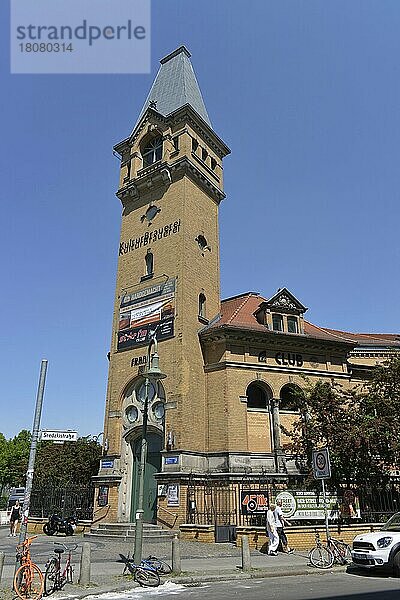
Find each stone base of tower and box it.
[92,450,302,533]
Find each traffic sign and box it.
[312,447,331,479]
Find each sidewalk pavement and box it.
[0,529,346,599]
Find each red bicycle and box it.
[44,543,77,595]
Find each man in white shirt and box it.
[274,499,293,553]
[266,503,279,555]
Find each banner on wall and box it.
[275,490,360,520]
[117,278,176,350]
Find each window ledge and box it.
[140,273,154,282]
[198,315,209,325]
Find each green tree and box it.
[0,430,31,494]
[33,436,102,489]
[282,358,400,490]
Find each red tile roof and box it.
[202,292,400,348]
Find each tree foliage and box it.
[33,437,102,488]
[0,432,101,495]
[282,358,400,490]
[0,430,31,495]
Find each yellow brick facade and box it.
[94,46,399,536]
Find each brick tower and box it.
[95,46,230,524]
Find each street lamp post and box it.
[133,336,166,565]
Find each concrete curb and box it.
[18,565,347,599]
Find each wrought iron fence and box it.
[30,483,95,521]
[358,486,400,523]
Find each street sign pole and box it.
[19,359,48,544]
[321,478,329,540]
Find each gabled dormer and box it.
[114,46,230,207]
[254,287,308,334]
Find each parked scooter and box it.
[43,514,77,536]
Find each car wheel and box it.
[393,552,400,577]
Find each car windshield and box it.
[381,513,400,532]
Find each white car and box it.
[352,512,400,576]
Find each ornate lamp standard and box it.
[133,336,166,565]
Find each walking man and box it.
[266,503,279,555]
[274,499,293,553]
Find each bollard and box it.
[172,533,181,574]
[0,551,4,584]
[241,535,251,571]
[78,542,91,585]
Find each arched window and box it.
[145,250,154,276]
[246,382,272,410]
[279,383,303,412]
[142,137,163,167]
[198,293,206,318]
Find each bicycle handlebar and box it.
[54,543,78,551]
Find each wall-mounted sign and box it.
[101,459,114,469]
[118,278,176,350]
[97,485,109,507]
[240,491,269,514]
[275,352,303,367]
[167,484,179,507]
[40,430,77,443]
[119,220,181,256]
[164,456,179,465]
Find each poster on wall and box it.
[240,491,269,514]
[117,278,176,350]
[167,484,179,507]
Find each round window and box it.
[125,405,139,424]
[136,381,156,403]
[152,402,165,420]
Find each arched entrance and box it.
[130,432,162,523]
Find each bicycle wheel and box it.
[44,558,58,595]
[134,567,160,587]
[309,545,334,569]
[336,542,352,564]
[14,564,44,600]
[66,564,73,583]
[144,556,172,574]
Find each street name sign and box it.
[40,430,78,443]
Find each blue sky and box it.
[1,0,399,439]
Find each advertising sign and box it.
[312,447,331,479]
[275,490,340,520]
[117,278,176,350]
[240,491,269,515]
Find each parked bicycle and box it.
[309,531,352,569]
[117,553,163,586]
[14,536,44,600]
[44,543,78,595]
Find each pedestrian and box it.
[9,500,21,537]
[274,499,293,553]
[266,503,279,555]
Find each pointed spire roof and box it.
[135,46,212,129]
